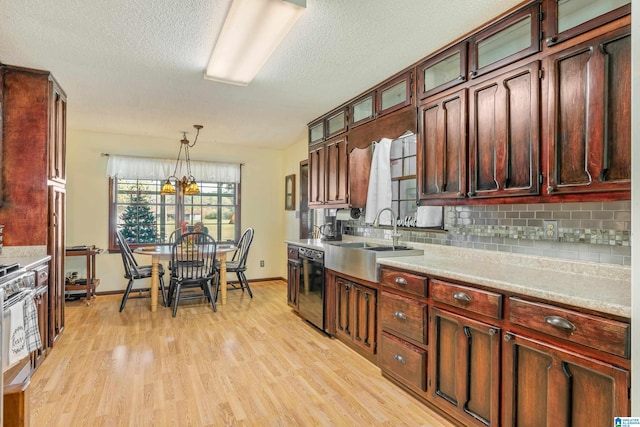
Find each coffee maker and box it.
[319,211,342,241]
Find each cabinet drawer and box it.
[431,279,502,320]
[508,297,630,358]
[379,268,427,297]
[380,291,427,344]
[34,264,49,287]
[379,332,427,392]
[287,246,298,261]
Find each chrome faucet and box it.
[373,207,401,248]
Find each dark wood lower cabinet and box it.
[502,332,630,427]
[334,276,377,362]
[430,307,501,427]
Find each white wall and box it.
[66,129,289,293]
[281,138,309,242]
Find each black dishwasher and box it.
[297,247,326,333]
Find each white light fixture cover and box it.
[205,0,306,86]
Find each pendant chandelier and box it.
[160,124,203,196]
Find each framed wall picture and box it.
[285,174,296,210]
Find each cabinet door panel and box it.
[469,62,540,198]
[308,145,326,206]
[469,3,540,79]
[547,27,630,195]
[335,278,351,340]
[431,307,501,426]
[48,82,67,182]
[376,71,413,117]
[417,89,467,201]
[325,137,348,205]
[544,0,630,47]
[502,333,630,426]
[433,313,459,405]
[353,284,376,352]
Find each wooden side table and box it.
[65,246,102,305]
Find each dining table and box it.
[134,244,237,312]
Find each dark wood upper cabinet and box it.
[417,42,468,100]
[308,143,326,207]
[48,80,67,183]
[546,25,630,195]
[469,3,541,79]
[349,91,376,128]
[308,107,347,145]
[468,61,541,199]
[308,119,325,145]
[349,71,414,129]
[417,88,467,201]
[325,136,348,205]
[377,70,413,117]
[543,0,630,47]
[325,108,348,139]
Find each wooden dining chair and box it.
[167,231,218,317]
[217,227,254,299]
[116,230,167,312]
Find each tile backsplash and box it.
[342,201,631,266]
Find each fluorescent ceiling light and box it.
[205,0,306,86]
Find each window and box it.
[108,178,241,251]
[390,133,417,221]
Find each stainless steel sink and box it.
[324,241,423,282]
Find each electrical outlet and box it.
[260,260,265,267]
[543,220,558,240]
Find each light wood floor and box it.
[30,280,456,426]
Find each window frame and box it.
[107,177,242,252]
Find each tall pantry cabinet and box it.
[0,64,67,345]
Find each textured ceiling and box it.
[0,0,522,149]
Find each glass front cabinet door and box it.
[469,3,540,79]
[349,92,375,128]
[417,42,467,100]
[309,119,325,145]
[377,71,413,116]
[543,0,630,47]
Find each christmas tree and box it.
[120,192,157,243]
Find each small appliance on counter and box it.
[319,212,341,241]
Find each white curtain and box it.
[106,155,241,183]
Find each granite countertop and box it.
[0,246,50,270]
[285,238,631,318]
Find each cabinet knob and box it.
[503,333,513,342]
[469,70,477,78]
[394,277,408,286]
[457,74,465,81]
[457,191,463,197]
[394,311,407,321]
[467,191,476,197]
[544,315,576,332]
[394,354,406,364]
[547,186,554,193]
[546,36,557,45]
[453,292,471,303]
[488,328,497,336]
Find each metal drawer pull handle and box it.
[394,311,407,320]
[394,354,406,364]
[544,316,576,332]
[394,277,408,286]
[453,292,471,302]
